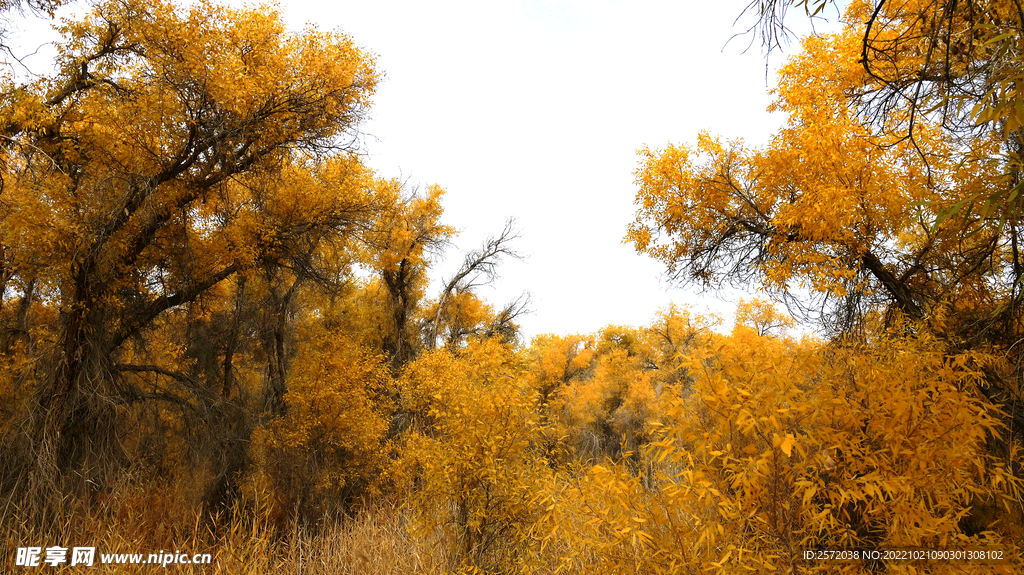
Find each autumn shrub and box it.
[542,328,1024,574]
[523,334,595,407]
[552,314,715,463]
[396,338,553,573]
[247,330,392,523]
[548,327,657,464]
[640,304,720,395]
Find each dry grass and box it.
[0,486,530,574]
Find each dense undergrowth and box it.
[5,304,1023,573]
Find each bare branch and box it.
[427,218,523,349]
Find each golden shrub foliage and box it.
[249,329,392,517]
[541,324,1024,574]
[393,338,556,573]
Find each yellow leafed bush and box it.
[542,328,1023,574]
[396,338,554,573]
[248,330,391,520]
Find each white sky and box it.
[7,0,843,341]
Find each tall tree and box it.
[0,0,379,500]
[740,0,1024,212]
[628,28,1007,336]
[360,182,453,369]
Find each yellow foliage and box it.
[250,331,391,516]
[543,327,1024,574]
[2,3,1022,575]
[627,25,1006,325]
[734,298,795,337]
[524,333,595,405]
[396,338,553,572]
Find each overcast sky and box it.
[9,0,842,341]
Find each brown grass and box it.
[1,485,470,574]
